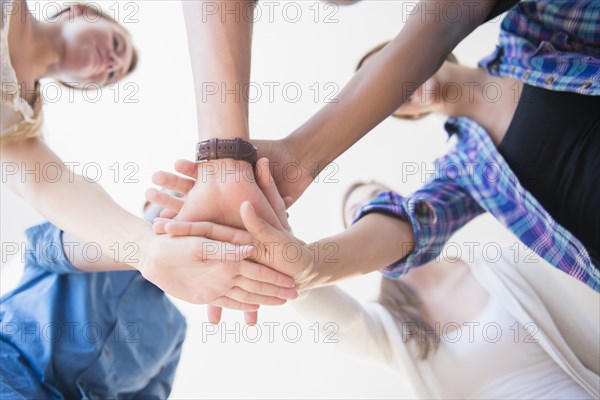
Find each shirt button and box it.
[581,81,593,89]
[510,66,516,74]
[552,31,569,44]
[523,71,531,80]
[545,76,555,85]
[414,199,437,225]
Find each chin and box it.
[60,71,90,87]
[74,46,94,71]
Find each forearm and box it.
[61,232,132,272]
[293,285,396,367]
[289,1,492,172]
[29,177,150,270]
[307,213,414,288]
[2,139,153,270]
[183,0,255,140]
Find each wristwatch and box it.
[196,137,258,166]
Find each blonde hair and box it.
[356,41,458,121]
[0,85,44,145]
[378,277,439,359]
[341,180,393,228]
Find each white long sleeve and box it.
[292,286,401,369]
[290,253,600,400]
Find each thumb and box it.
[283,196,294,209]
[240,201,282,244]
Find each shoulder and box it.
[0,0,17,31]
[1,0,28,38]
[0,0,7,30]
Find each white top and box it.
[433,296,591,399]
[292,246,600,399]
[1,3,42,140]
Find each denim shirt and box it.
[0,222,187,399]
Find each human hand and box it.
[252,138,314,208]
[140,231,297,310]
[172,159,283,230]
[146,159,296,324]
[151,138,314,211]
[149,159,317,290]
[147,158,292,228]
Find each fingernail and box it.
[241,245,257,259]
[284,277,296,288]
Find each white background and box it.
[1,1,519,398]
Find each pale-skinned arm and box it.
[179,0,282,228]
[1,138,296,308]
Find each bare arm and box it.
[240,204,414,289]
[182,0,255,140]
[62,232,131,272]
[2,138,151,270]
[178,0,283,231]
[1,139,296,307]
[307,213,414,288]
[290,0,496,173]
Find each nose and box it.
[106,51,123,73]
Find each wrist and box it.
[195,158,256,185]
[127,222,156,271]
[287,127,332,179]
[295,261,320,292]
[285,134,315,177]
[295,239,340,290]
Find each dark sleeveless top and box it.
[498,84,600,266]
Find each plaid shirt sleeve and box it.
[352,168,485,278]
[480,0,600,95]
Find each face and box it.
[58,7,134,87]
[392,77,441,119]
[361,53,441,119]
[343,182,389,227]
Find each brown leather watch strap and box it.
[196,137,258,165]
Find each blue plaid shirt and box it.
[480,0,600,95]
[354,116,600,292]
[353,0,600,291]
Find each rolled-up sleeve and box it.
[353,175,484,277]
[24,222,82,274]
